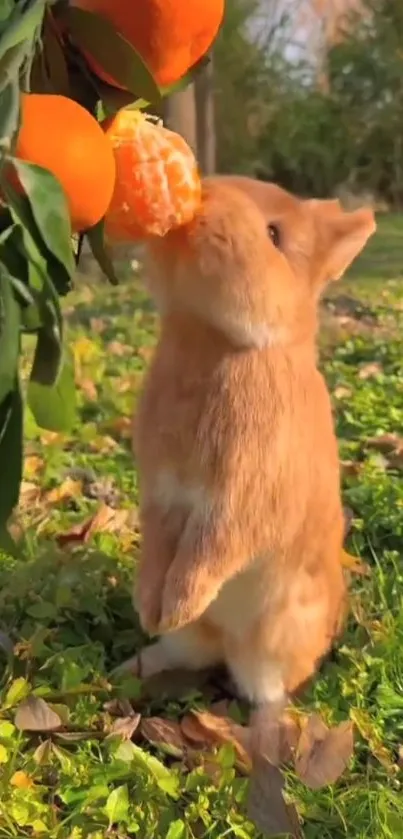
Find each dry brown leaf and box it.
[341,549,371,577]
[19,481,41,507]
[341,460,362,478]
[250,704,302,767]
[79,379,98,401]
[23,456,44,479]
[248,756,302,838]
[45,478,83,505]
[334,386,352,400]
[141,717,185,756]
[210,700,231,718]
[110,714,141,740]
[39,431,65,446]
[181,710,251,772]
[89,317,106,334]
[88,435,119,454]
[104,698,135,717]
[57,503,130,547]
[107,341,132,356]
[358,362,383,380]
[103,416,132,440]
[295,714,354,789]
[15,697,62,733]
[365,433,403,454]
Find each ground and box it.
[0,213,403,838]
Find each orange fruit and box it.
[71,0,225,89]
[103,110,201,242]
[15,93,116,232]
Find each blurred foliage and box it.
[215,0,403,205]
[0,0,205,536]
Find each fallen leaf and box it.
[341,550,371,577]
[365,433,403,454]
[358,362,383,379]
[141,717,185,757]
[33,739,52,765]
[334,386,352,400]
[23,455,44,478]
[88,435,119,453]
[295,714,354,789]
[79,379,98,401]
[210,700,231,718]
[341,460,362,478]
[103,416,132,440]
[39,431,65,446]
[45,478,83,505]
[104,698,136,717]
[107,340,132,356]
[110,714,141,740]
[181,710,251,772]
[19,481,41,507]
[251,704,302,767]
[89,317,106,334]
[10,771,34,789]
[15,696,62,732]
[248,756,302,838]
[57,503,130,547]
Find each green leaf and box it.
[0,381,23,524]
[66,6,161,104]
[41,9,70,97]
[27,345,76,432]
[86,219,119,285]
[166,821,186,839]
[0,0,45,60]
[5,185,73,297]
[129,743,179,798]
[9,159,75,281]
[30,325,61,387]
[5,676,30,708]
[105,784,129,826]
[0,270,21,404]
[29,273,63,387]
[0,743,8,762]
[0,79,20,149]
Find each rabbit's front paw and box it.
[159,569,218,633]
[135,582,162,637]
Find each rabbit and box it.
[122,175,375,711]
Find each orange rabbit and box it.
[123,176,375,709]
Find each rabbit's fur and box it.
[123,176,375,706]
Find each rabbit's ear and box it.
[306,197,341,215]
[312,203,376,282]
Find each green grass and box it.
[0,213,403,837]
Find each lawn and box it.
[0,212,403,838]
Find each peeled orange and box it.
[103,110,201,242]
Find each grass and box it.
[0,212,403,837]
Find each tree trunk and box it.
[162,84,198,155]
[195,57,216,175]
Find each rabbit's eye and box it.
[267,224,281,248]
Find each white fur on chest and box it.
[206,560,266,638]
[153,469,211,514]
